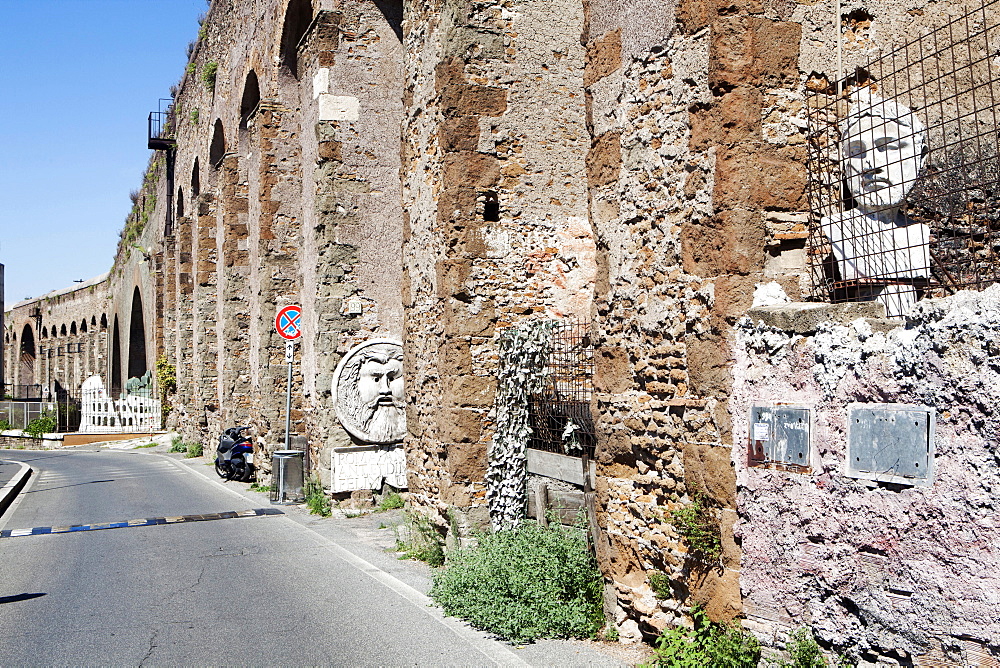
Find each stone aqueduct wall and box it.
[3,0,998,662]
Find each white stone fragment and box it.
[318,94,360,121]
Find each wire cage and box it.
[806,0,1000,317]
[527,320,596,460]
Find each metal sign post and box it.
[274,305,303,502]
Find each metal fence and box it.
[2,384,43,401]
[0,402,45,431]
[806,0,1000,317]
[527,320,596,459]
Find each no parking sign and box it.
[275,305,302,340]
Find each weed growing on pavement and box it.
[184,442,203,458]
[169,436,186,453]
[377,492,404,512]
[429,519,604,644]
[136,442,157,449]
[643,605,760,668]
[304,476,331,517]
[395,512,445,567]
[249,481,272,493]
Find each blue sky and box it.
[1,0,208,306]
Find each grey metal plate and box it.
[847,404,934,485]
[750,405,811,469]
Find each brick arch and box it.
[279,0,313,79]
[240,69,261,129]
[19,323,35,388]
[127,286,148,381]
[70,321,77,336]
[60,324,67,336]
[210,119,226,168]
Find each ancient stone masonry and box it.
[402,0,595,533]
[8,0,1000,662]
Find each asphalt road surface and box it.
[0,448,610,666]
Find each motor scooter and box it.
[215,426,254,481]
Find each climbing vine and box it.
[156,356,176,424]
[486,320,554,530]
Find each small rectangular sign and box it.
[753,422,771,442]
[284,339,294,363]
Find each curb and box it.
[0,461,32,519]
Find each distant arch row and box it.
[5,314,108,345]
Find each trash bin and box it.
[270,450,304,504]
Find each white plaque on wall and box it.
[331,444,408,493]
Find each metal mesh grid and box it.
[527,320,596,460]
[807,0,1000,317]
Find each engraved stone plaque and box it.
[331,445,408,493]
[332,339,405,444]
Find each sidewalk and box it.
[0,456,32,519]
[160,450,653,668]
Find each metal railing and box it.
[527,320,597,460]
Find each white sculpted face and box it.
[841,93,926,212]
[333,340,406,444]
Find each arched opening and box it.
[279,0,313,79]
[210,119,226,168]
[177,187,185,219]
[81,319,88,333]
[19,324,35,389]
[127,287,148,382]
[100,313,108,331]
[111,316,122,394]
[60,324,67,337]
[91,316,97,327]
[70,322,77,336]
[41,327,48,339]
[240,70,261,128]
[191,157,201,196]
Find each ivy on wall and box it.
[486,320,554,530]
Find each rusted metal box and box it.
[749,405,811,472]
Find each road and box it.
[0,448,624,666]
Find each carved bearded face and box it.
[356,354,405,442]
[333,340,406,444]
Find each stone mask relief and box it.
[332,339,406,444]
[821,91,932,317]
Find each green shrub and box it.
[169,436,186,453]
[430,520,604,644]
[0,419,12,431]
[396,512,445,567]
[201,61,218,90]
[304,476,331,517]
[773,628,840,668]
[377,491,404,511]
[649,571,673,599]
[647,605,760,668]
[185,442,203,458]
[24,412,57,438]
[669,491,722,563]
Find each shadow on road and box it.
[0,593,46,605]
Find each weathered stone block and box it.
[446,440,487,482]
[437,409,483,443]
[440,116,480,152]
[440,84,508,117]
[585,29,622,87]
[682,209,766,277]
[442,375,497,408]
[713,145,805,211]
[709,17,801,90]
[586,131,622,188]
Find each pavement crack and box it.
[139,627,159,667]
